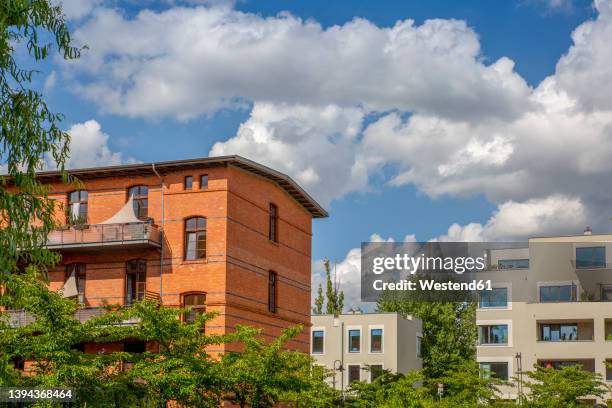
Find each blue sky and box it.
[41,0,612,307]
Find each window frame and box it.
[67,190,88,224]
[479,361,509,380]
[199,174,209,189]
[497,259,529,270]
[184,176,193,190]
[182,292,206,324]
[539,323,579,342]
[477,320,512,346]
[269,203,278,242]
[268,271,278,313]
[127,185,149,220]
[125,259,147,306]
[369,326,383,353]
[347,327,362,353]
[538,282,577,303]
[576,246,606,269]
[184,217,207,260]
[311,327,325,354]
[369,364,384,383]
[347,364,361,384]
[478,286,509,309]
[65,262,86,303]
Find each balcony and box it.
[45,222,161,252]
[537,319,594,342]
[1,292,161,328]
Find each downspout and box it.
[152,163,165,304]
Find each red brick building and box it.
[27,155,326,353]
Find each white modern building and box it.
[310,312,422,390]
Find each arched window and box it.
[184,217,206,260]
[269,203,278,242]
[65,263,86,303]
[126,259,146,306]
[68,190,88,224]
[128,185,148,220]
[183,293,206,323]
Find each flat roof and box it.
[30,155,328,218]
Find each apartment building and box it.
[310,312,422,390]
[476,231,612,402]
[6,155,326,353]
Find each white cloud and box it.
[59,120,137,169]
[57,0,100,20]
[44,71,57,91]
[66,6,530,121]
[210,103,367,205]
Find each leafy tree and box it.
[313,283,324,315]
[377,290,476,383]
[1,0,82,277]
[324,259,344,316]
[520,364,608,407]
[220,325,333,408]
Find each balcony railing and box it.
[1,292,165,328]
[45,222,161,250]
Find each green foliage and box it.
[520,364,608,407]
[1,0,82,277]
[324,259,344,316]
[377,292,477,382]
[313,283,324,315]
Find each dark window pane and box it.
[128,186,148,220]
[370,365,384,382]
[183,293,205,323]
[370,328,383,352]
[269,204,278,242]
[480,362,508,380]
[576,247,606,268]
[348,365,361,383]
[185,176,193,190]
[185,217,206,260]
[312,330,324,353]
[349,329,361,352]
[268,271,277,313]
[479,288,508,308]
[478,325,508,345]
[200,175,208,189]
[498,259,529,269]
[126,260,146,305]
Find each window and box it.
[312,330,324,354]
[539,285,576,303]
[370,328,383,353]
[128,185,148,220]
[576,247,606,269]
[370,365,384,382]
[498,259,529,269]
[606,359,612,381]
[126,260,146,306]
[479,362,508,380]
[540,323,578,341]
[200,174,208,189]
[268,271,277,313]
[348,365,361,383]
[124,341,146,353]
[478,325,508,345]
[348,329,361,352]
[12,356,25,371]
[416,335,422,358]
[184,217,206,260]
[602,285,612,301]
[269,203,278,242]
[65,263,86,303]
[479,287,508,308]
[68,190,88,224]
[183,293,206,323]
[184,176,193,190]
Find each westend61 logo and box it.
[360,241,526,303]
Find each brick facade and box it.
[39,156,326,353]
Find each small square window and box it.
[200,174,209,189]
[184,176,193,190]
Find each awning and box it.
[61,271,78,298]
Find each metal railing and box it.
[46,222,161,249]
[1,291,164,328]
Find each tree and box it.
[520,364,608,407]
[313,283,324,314]
[324,259,344,316]
[1,0,82,278]
[377,290,476,384]
[220,325,334,408]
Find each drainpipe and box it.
[152,163,165,304]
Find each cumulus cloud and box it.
[57,0,100,20]
[66,6,530,121]
[62,0,612,233]
[48,120,137,170]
